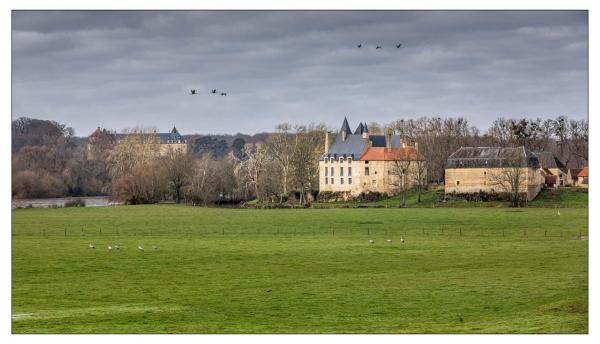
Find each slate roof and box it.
[111,126,186,144]
[446,146,540,169]
[321,118,405,160]
[535,151,566,170]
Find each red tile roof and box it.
[360,147,424,161]
[577,167,588,177]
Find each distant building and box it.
[87,126,188,159]
[319,118,425,199]
[445,146,543,201]
[535,151,571,187]
[577,167,588,188]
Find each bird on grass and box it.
[400,237,405,244]
[138,245,144,252]
[152,245,159,250]
[386,239,392,243]
[114,245,120,250]
[88,243,95,249]
[108,245,113,251]
[369,239,375,244]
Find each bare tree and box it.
[107,127,161,179]
[235,143,269,201]
[267,123,294,202]
[412,157,427,203]
[487,153,526,207]
[162,148,194,203]
[290,124,326,205]
[388,158,413,208]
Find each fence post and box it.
[459,228,462,236]
[222,228,225,235]
[502,229,505,237]
[100,228,102,235]
[368,228,370,236]
[545,230,547,237]
[332,229,335,236]
[64,228,67,236]
[422,228,425,235]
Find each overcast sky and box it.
[12,10,588,136]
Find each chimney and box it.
[324,131,329,154]
[385,128,393,152]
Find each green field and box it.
[12,205,588,333]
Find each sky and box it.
[12,10,588,136]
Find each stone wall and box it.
[445,167,542,201]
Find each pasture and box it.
[12,206,588,333]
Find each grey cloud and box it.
[12,10,588,136]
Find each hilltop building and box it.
[445,146,544,201]
[318,118,425,199]
[87,126,188,159]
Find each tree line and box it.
[12,115,587,204]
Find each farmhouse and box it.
[577,167,588,188]
[318,118,425,199]
[445,146,544,201]
[87,126,188,159]
[536,151,571,188]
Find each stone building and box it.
[87,126,188,159]
[577,167,588,188]
[535,151,571,187]
[318,118,425,199]
[445,146,544,201]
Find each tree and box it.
[162,148,194,203]
[267,123,294,202]
[235,143,269,201]
[388,157,413,208]
[106,127,161,179]
[186,154,219,206]
[412,157,427,203]
[290,124,326,205]
[487,152,527,207]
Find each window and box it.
[325,158,328,164]
[365,167,370,176]
[330,167,334,176]
[456,180,460,186]
[341,178,344,184]
[325,178,328,184]
[339,157,344,163]
[348,167,352,176]
[340,167,344,176]
[349,178,352,184]
[331,178,334,184]
[325,167,328,177]
[348,157,353,163]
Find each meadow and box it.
[12,205,588,333]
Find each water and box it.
[12,196,121,209]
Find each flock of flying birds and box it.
[190,88,227,96]
[189,42,404,96]
[357,42,403,49]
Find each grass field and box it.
[12,205,588,333]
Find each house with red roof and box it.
[577,167,588,188]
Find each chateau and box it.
[87,126,188,159]
[319,118,425,199]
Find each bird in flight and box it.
[357,44,362,48]
[211,89,217,94]
[220,92,227,96]
[190,89,197,95]
[396,43,402,48]
[375,46,382,50]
